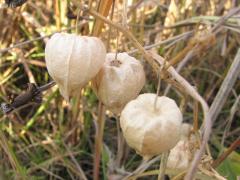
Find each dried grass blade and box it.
[92,0,113,36]
[209,48,240,123]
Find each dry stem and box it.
[83,6,160,73]
[209,48,240,123]
[212,137,240,168]
[0,22,88,54]
[93,103,106,180]
[82,5,240,180]
[158,152,169,180]
[149,52,211,180]
[85,6,211,180]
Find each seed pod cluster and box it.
[45,33,183,160]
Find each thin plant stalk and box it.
[76,8,81,34]
[93,103,106,180]
[158,151,169,180]
[154,70,161,111]
[149,52,211,180]
[193,100,199,132]
[84,8,212,180]
[91,2,112,179]
[212,137,240,168]
[154,59,166,111]
[82,6,160,73]
[55,0,61,30]
[116,117,124,167]
[69,92,81,144]
[0,130,27,179]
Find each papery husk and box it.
[92,52,145,114]
[45,33,106,101]
[120,93,183,159]
[167,123,198,170]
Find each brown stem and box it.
[158,152,169,180]
[93,103,105,180]
[38,81,56,91]
[212,137,240,168]
[82,6,160,73]
[1,81,56,114]
[193,100,199,132]
[54,0,61,30]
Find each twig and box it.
[164,50,195,95]
[184,10,240,180]
[124,156,160,179]
[82,5,160,73]
[0,130,27,179]
[83,6,213,180]
[92,1,113,179]
[115,117,124,167]
[122,0,128,28]
[127,0,144,16]
[165,33,216,70]
[38,81,56,91]
[212,137,240,168]
[1,81,56,114]
[193,100,199,132]
[0,22,88,54]
[221,95,240,147]
[158,152,169,180]
[185,50,240,180]
[18,52,36,84]
[93,103,106,180]
[62,142,87,180]
[128,31,193,55]
[149,52,211,180]
[209,48,240,123]
[211,7,240,33]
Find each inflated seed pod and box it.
[45,33,106,101]
[92,52,145,114]
[167,123,196,170]
[120,93,183,160]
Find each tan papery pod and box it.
[167,123,198,170]
[120,93,183,160]
[45,33,106,101]
[92,52,145,114]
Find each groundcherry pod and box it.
[45,33,106,101]
[92,52,145,114]
[120,93,183,160]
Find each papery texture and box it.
[120,93,183,159]
[92,52,145,113]
[45,33,106,100]
[167,123,196,170]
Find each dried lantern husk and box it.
[45,33,106,101]
[167,123,197,170]
[92,52,145,114]
[120,93,183,160]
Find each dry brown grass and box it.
[0,0,239,179]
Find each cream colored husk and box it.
[92,52,145,114]
[167,123,197,170]
[45,33,106,101]
[120,93,183,159]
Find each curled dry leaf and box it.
[92,52,145,114]
[45,33,106,101]
[120,93,183,160]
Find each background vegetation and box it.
[0,0,239,179]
